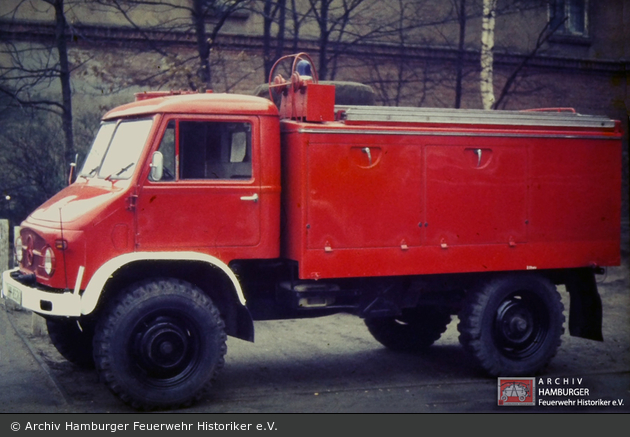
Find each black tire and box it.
[365,306,452,352]
[458,275,565,376]
[93,278,227,410]
[46,318,95,369]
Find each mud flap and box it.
[564,268,603,341]
[235,303,255,342]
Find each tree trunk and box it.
[263,0,286,81]
[480,0,497,110]
[317,0,330,80]
[192,0,212,91]
[263,0,273,80]
[52,0,74,164]
[291,0,301,52]
[275,0,286,63]
[454,0,467,108]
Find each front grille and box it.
[19,228,47,274]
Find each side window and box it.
[155,120,176,181]
[179,121,252,180]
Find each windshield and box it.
[79,118,154,180]
[80,122,116,177]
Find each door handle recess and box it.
[466,148,491,168]
[240,193,259,202]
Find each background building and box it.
[0,0,628,223]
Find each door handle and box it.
[240,193,259,202]
[362,147,372,166]
[466,148,491,168]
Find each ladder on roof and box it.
[335,105,616,129]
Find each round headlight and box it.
[43,246,55,276]
[14,236,23,263]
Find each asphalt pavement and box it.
[0,301,68,412]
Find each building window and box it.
[549,0,589,38]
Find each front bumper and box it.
[2,268,81,316]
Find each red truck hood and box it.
[27,182,125,227]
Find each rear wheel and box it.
[365,306,452,352]
[458,275,564,376]
[93,278,227,410]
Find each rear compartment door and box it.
[424,144,528,247]
[306,141,424,250]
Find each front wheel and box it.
[46,318,95,369]
[93,279,227,410]
[458,275,564,376]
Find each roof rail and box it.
[522,107,577,113]
[134,90,212,101]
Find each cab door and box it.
[135,117,261,254]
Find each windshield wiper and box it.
[116,162,134,176]
[105,162,134,181]
[80,166,100,178]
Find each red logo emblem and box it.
[498,377,535,406]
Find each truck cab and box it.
[7,92,281,314]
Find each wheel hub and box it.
[502,310,533,343]
[142,323,189,369]
[494,294,545,357]
[132,316,196,380]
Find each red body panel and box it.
[278,83,336,122]
[281,119,622,280]
[20,179,138,289]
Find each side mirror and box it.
[149,151,164,181]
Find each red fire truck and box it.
[2,54,622,410]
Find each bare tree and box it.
[473,0,569,110]
[480,0,497,110]
[94,0,250,91]
[0,112,67,222]
[262,0,287,80]
[350,0,468,107]
[493,16,565,109]
[286,0,316,53]
[0,0,86,223]
[1,0,76,163]
[305,0,371,80]
[453,0,468,108]
[50,0,75,163]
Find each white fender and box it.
[80,251,246,315]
